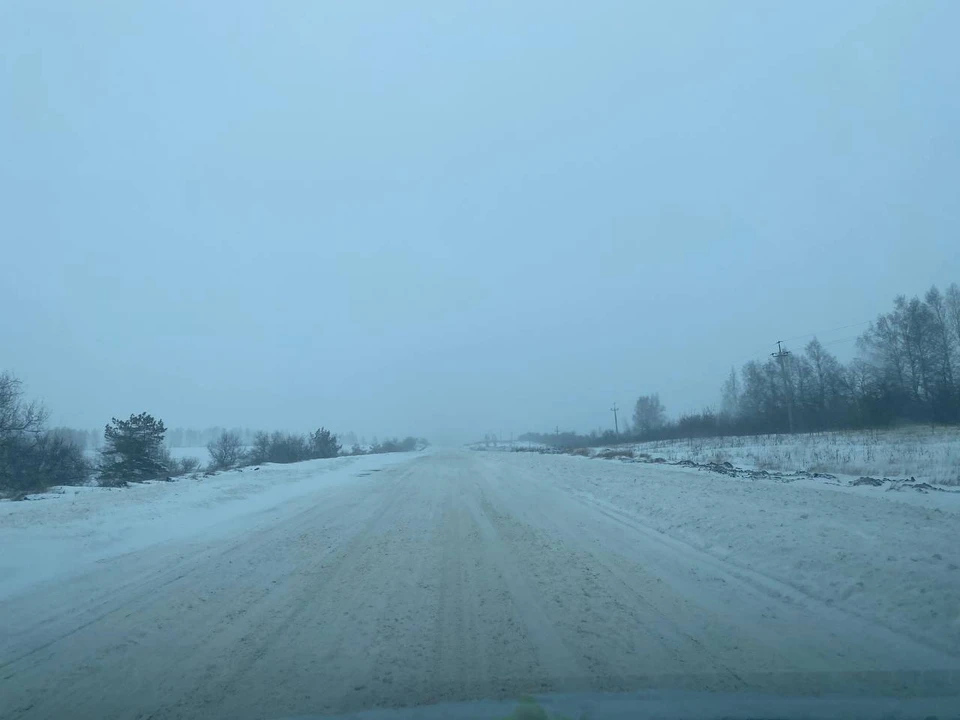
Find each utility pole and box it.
[610,403,619,436]
[772,340,795,434]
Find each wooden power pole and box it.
[610,403,619,436]
[772,340,795,433]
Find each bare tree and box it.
[207,431,245,470]
[1,373,90,493]
[946,284,960,349]
[720,367,740,418]
[805,338,843,420]
[0,372,48,441]
[633,394,666,436]
[925,286,957,417]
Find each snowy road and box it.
[2,451,959,719]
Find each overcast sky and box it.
[3,1,959,442]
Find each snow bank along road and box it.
[2,450,959,719]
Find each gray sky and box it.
[3,1,959,442]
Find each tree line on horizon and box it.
[38,426,374,452]
[0,377,426,496]
[521,282,960,447]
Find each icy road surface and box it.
[2,451,959,719]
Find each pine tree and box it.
[309,427,341,459]
[99,412,168,484]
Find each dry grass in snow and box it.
[627,426,960,485]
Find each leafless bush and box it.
[1,373,91,494]
[207,431,245,470]
[173,456,202,475]
[595,448,635,460]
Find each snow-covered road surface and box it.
[2,451,958,719]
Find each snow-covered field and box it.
[166,445,210,463]
[2,450,958,719]
[610,426,960,485]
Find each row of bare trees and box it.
[720,284,960,434]
[521,284,960,447]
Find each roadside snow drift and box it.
[0,453,412,598]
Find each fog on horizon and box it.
[3,1,959,444]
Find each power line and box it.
[664,330,866,414]
[778,320,872,344]
[820,335,860,348]
[736,325,868,369]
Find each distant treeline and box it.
[522,283,960,447]
[1,374,426,496]
[53,427,371,451]
[168,427,369,450]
